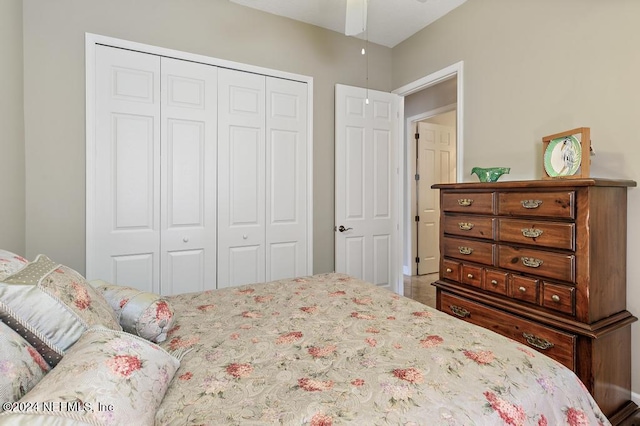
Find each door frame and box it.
[406,104,457,276]
[392,61,464,294]
[85,33,315,279]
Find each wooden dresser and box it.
[432,179,638,425]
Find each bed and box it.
[0,250,609,425]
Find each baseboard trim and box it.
[633,391,640,405]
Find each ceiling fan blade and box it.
[345,0,367,36]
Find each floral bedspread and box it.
[156,273,609,425]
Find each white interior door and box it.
[335,84,399,289]
[160,57,218,295]
[217,69,266,287]
[416,121,456,274]
[90,45,161,292]
[266,77,308,281]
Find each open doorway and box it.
[392,62,463,294]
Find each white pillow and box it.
[0,255,121,367]
[91,281,176,343]
[0,250,28,281]
[0,327,180,425]
[0,320,50,404]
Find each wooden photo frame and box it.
[542,127,590,179]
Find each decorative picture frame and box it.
[542,127,590,179]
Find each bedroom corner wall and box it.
[22,0,392,276]
[0,0,26,255]
[391,0,640,401]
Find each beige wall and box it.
[0,0,25,255]
[394,0,640,398]
[22,0,392,274]
[404,77,457,119]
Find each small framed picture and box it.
[542,127,590,179]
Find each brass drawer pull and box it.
[458,199,473,206]
[521,257,543,268]
[446,268,453,273]
[521,228,544,238]
[458,247,474,255]
[467,273,474,279]
[551,294,560,302]
[458,222,475,231]
[450,305,471,318]
[521,199,543,209]
[518,286,527,293]
[522,332,554,350]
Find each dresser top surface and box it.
[432,178,637,190]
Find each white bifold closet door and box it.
[90,44,308,293]
[217,69,308,288]
[92,45,217,295]
[159,58,217,295]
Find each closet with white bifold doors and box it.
[87,40,311,295]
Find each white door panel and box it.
[335,84,398,289]
[92,45,161,292]
[111,254,155,293]
[164,250,205,295]
[218,69,266,287]
[160,57,217,295]
[417,121,456,274]
[229,245,261,286]
[266,77,308,281]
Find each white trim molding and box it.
[392,61,464,289]
[393,61,464,182]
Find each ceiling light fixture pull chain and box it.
[364,1,369,105]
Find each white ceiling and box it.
[228,0,468,48]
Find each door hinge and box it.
[415,132,419,140]
[415,215,419,222]
[415,257,420,263]
[415,174,420,181]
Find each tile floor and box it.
[403,273,438,308]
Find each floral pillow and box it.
[91,280,176,343]
[0,320,50,404]
[0,255,121,367]
[0,327,180,425]
[0,250,28,281]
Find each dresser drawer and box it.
[443,237,494,266]
[444,215,494,240]
[461,264,483,288]
[497,191,575,219]
[542,282,575,316]
[497,218,575,251]
[441,259,461,282]
[509,275,539,305]
[440,292,576,370]
[497,245,575,282]
[442,192,494,214]
[483,269,508,296]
